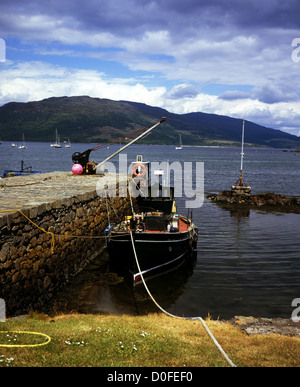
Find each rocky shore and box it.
[207,191,300,213]
[228,316,300,338]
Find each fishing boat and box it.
[175,134,183,150]
[74,117,198,281]
[231,119,251,196]
[105,209,198,284]
[105,153,198,284]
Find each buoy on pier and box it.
[72,164,83,175]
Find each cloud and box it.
[166,84,199,99]
[252,84,299,104]
[0,1,297,88]
[218,91,253,101]
[1,59,300,136]
[219,83,300,104]
[0,61,166,107]
[0,1,300,135]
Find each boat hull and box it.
[106,226,198,283]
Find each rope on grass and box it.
[0,331,51,348]
[129,230,236,368]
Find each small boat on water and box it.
[1,161,40,178]
[105,210,198,284]
[64,138,71,148]
[175,134,183,150]
[50,129,62,148]
[105,154,198,284]
[18,134,27,149]
[73,117,198,282]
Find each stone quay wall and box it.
[0,172,132,316]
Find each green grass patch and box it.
[0,313,299,367]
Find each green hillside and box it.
[0,96,299,148]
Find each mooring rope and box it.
[1,203,235,364]
[0,208,128,255]
[129,230,236,368]
[0,209,55,253]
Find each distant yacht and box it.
[11,143,16,147]
[175,134,183,150]
[18,134,27,149]
[51,129,62,148]
[64,138,71,148]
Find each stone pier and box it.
[0,172,132,316]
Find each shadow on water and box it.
[41,250,197,317]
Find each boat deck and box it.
[113,215,191,234]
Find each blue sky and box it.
[1,0,300,136]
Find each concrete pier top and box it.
[0,172,128,217]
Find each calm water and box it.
[1,141,300,319]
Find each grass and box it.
[0,312,299,367]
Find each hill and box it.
[0,96,299,148]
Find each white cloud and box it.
[1,61,300,136]
[1,1,300,136]
[0,61,166,107]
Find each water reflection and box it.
[43,251,197,317]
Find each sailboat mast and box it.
[231,117,251,195]
[240,118,245,180]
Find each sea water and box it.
[1,142,299,319]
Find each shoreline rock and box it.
[227,316,300,337]
[207,191,300,213]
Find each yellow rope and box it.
[0,331,51,348]
[0,209,124,254]
[0,210,55,253]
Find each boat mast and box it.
[231,117,251,194]
[238,118,245,186]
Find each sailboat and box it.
[64,138,71,148]
[231,119,251,196]
[175,134,183,150]
[18,134,27,149]
[50,129,62,148]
